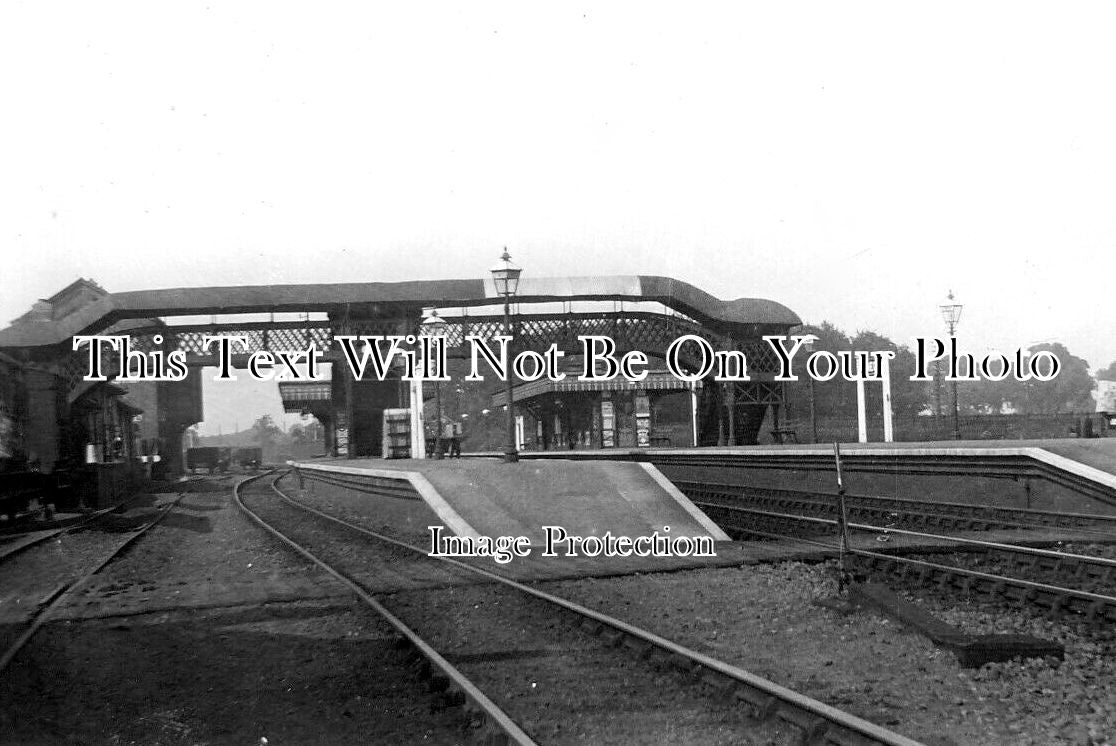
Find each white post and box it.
[409,377,426,459]
[690,381,700,447]
[882,355,894,443]
[856,376,868,443]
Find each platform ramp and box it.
[293,458,728,545]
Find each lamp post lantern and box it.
[422,310,447,459]
[940,290,964,440]
[490,248,522,463]
[801,333,820,443]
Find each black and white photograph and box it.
[2,4,1115,745]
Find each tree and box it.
[250,415,283,452]
[786,322,854,419]
[784,322,930,421]
[958,377,1017,415]
[848,329,929,418]
[288,423,307,444]
[1014,343,1095,414]
[1098,360,1116,382]
[954,342,1094,415]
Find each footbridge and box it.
[0,274,801,468]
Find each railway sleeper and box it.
[579,617,603,635]
[435,687,467,710]
[400,648,425,668]
[427,673,451,693]
[822,725,891,746]
[668,652,702,675]
[775,707,830,746]
[620,634,652,659]
[599,627,625,647]
[463,709,511,746]
[731,685,779,721]
[698,670,734,694]
[715,485,1116,535]
[864,561,1116,622]
[477,727,509,746]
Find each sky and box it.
[2,3,1114,435]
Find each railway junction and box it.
[1,275,1115,744]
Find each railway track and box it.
[673,481,1116,538]
[0,488,191,673]
[0,521,100,564]
[0,475,223,564]
[693,499,1116,623]
[236,471,924,746]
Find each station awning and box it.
[68,379,130,405]
[279,381,332,413]
[491,370,691,407]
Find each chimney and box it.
[29,300,53,321]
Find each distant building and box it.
[1096,379,1116,412]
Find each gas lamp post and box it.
[940,291,964,440]
[490,249,522,463]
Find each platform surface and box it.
[296,457,728,546]
[495,438,1116,482]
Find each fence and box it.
[778,411,1111,444]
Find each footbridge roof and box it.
[0,275,800,349]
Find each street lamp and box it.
[422,310,447,459]
[490,248,522,463]
[940,290,964,440]
[801,333,820,443]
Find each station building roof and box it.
[490,370,690,408]
[0,275,800,350]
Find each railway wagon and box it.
[185,447,230,474]
[234,447,262,470]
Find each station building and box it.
[0,280,202,506]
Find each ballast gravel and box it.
[540,560,1115,746]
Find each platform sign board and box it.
[634,392,650,417]
[600,397,615,447]
[634,391,650,447]
[634,390,651,447]
[335,414,349,457]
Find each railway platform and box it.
[285,458,1103,582]
[499,438,1116,516]
[693,437,1116,478]
[291,457,727,542]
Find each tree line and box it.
[784,323,1103,419]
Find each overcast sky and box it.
[2,3,1114,434]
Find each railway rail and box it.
[0,475,220,564]
[672,480,1116,538]
[0,489,190,673]
[237,471,924,746]
[693,500,1116,623]
[0,521,100,564]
